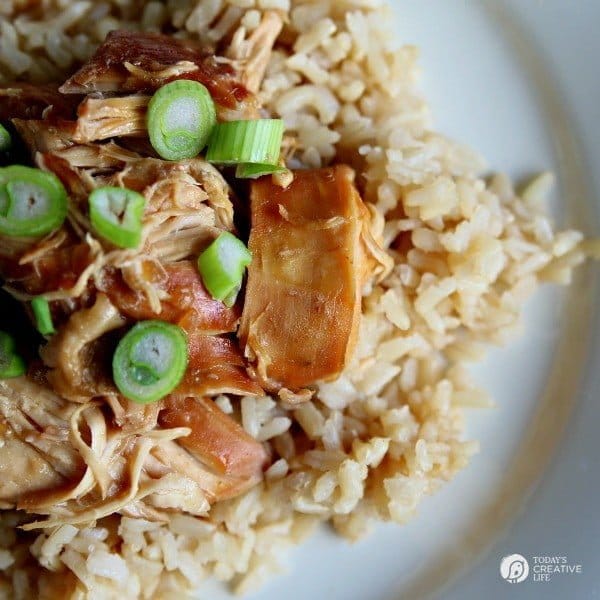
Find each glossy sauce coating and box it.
[239,166,367,391]
[60,30,254,111]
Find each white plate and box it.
[208,2,600,598]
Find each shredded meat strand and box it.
[12,119,76,154]
[73,95,149,143]
[227,11,284,94]
[0,375,268,526]
[41,294,126,402]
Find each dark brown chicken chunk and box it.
[60,30,257,119]
[99,261,241,335]
[0,83,81,121]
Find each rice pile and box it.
[1,1,598,598]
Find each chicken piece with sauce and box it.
[0,82,267,518]
[0,24,392,529]
[58,30,260,145]
[0,376,267,526]
[0,378,83,509]
[239,165,391,393]
[60,30,257,113]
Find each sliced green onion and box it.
[206,119,284,167]
[235,163,288,179]
[31,297,55,336]
[0,124,11,152]
[0,166,68,237]
[113,320,188,404]
[89,186,145,249]
[0,331,26,379]
[147,80,216,161]
[197,232,252,305]
[222,282,242,308]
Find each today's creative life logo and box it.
[500,554,530,583]
[500,553,583,583]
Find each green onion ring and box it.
[89,186,145,249]
[0,165,68,237]
[197,232,252,306]
[0,124,11,152]
[112,320,188,404]
[206,119,284,168]
[147,80,217,161]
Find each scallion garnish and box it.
[112,320,188,404]
[0,331,26,379]
[89,186,145,249]
[0,166,68,237]
[147,80,217,161]
[235,163,288,179]
[31,297,55,336]
[206,119,284,173]
[0,124,11,152]
[197,232,252,306]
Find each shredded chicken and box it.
[107,395,162,434]
[72,89,259,142]
[37,142,145,206]
[0,375,268,527]
[1,148,237,341]
[239,166,389,391]
[60,31,258,119]
[0,378,83,507]
[20,426,193,529]
[12,119,76,154]
[41,294,126,402]
[178,332,264,397]
[89,157,234,270]
[98,261,241,334]
[2,32,242,330]
[0,30,398,535]
[149,439,262,505]
[113,157,235,227]
[227,11,284,94]
[160,397,268,479]
[73,95,149,143]
[39,151,235,254]
[111,157,235,264]
[48,141,143,170]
